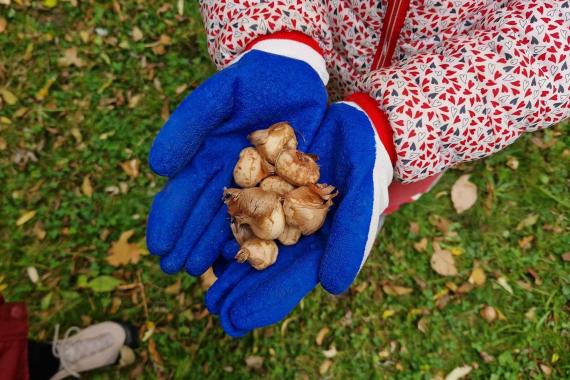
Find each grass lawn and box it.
[0,1,568,379]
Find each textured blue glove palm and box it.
[206,103,393,337]
[146,50,328,275]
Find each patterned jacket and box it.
[200,0,570,182]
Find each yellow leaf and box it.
[383,283,413,296]
[0,88,18,105]
[106,229,144,267]
[43,0,58,8]
[449,246,464,256]
[16,210,37,226]
[315,327,330,346]
[468,267,486,286]
[82,175,93,197]
[552,353,559,363]
[120,158,141,178]
[36,77,57,100]
[382,309,396,319]
[496,276,513,295]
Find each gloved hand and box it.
[146,36,329,276]
[205,98,396,337]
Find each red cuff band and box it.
[245,31,324,56]
[345,93,397,166]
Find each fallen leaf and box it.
[148,338,164,366]
[0,17,6,33]
[319,359,333,375]
[27,266,39,283]
[200,267,217,291]
[0,88,18,105]
[540,364,552,377]
[468,267,486,286]
[417,317,429,333]
[245,356,263,370]
[107,230,145,266]
[128,93,143,108]
[43,0,58,8]
[516,214,538,231]
[561,252,570,262]
[120,158,141,178]
[496,276,514,295]
[444,365,472,380]
[518,235,534,250]
[506,156,519,170]
[479,351,494,363]
[16,210,37,226]
[382,309,396,319]
[315,327,330,346]
[323,345,338,359]
[413,237,428,252]
[86,275,122,292]
[525,307,536,321]
[0,137,6,150]
[58,48,84,67]
[383,283,413,296]
[161,99,170,121]
[457,282,474,294]
[409,222,420,235]
[82,175,93,197]
[451,175,477,214]
[165,279,181,295]
[480,305,497,322]
[132,26,143,41]
[449,246,464,256]
[430,247,458,276]
[35,77,57,101]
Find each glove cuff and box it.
[344,93,397,166]
[230,31,329,85]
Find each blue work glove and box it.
[146,44,329,276]
[206,99,396,337]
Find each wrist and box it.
[231,31,329,85]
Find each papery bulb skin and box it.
[275,149,320,186]
[235,239,278,270]
[248,122,298,164]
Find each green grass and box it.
[0,1,569,379]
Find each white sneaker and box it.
[50,321,137,380]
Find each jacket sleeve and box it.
[361,0,570,182]
[199,1,333,69]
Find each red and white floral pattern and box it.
[199,0,570,182]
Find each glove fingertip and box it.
[159,254,184,275]
[184,255,209,277]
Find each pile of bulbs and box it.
[224,122,338,270]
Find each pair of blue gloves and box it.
[147,48,393,337]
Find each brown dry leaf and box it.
[58,48,84,67]
[0,137,7,150]
[322,345,338,359]
[319,359,333,375]
[33,221,47,240]
[417,317,429,334]
[200,267,217,291]
[120,158,141,178]
[409,222,420,235]
[451,175,477,214]
[132,26,143,41]
[518,235,534,250]
[315,327,330,346]
[0,88,18,105]
[430,246,458,276]
[165,279,181,295]
[457,282,474,294]
[128,93,143,108]
[413,237,428,252]
[148,338,164,366]
[479,351,495,363]
[245,356,264,370]
[561,252,570,262]
[0,17,6,33]
[161,99,170,122]
[107,230,145,266]
[82,175,93,197]
[506,156,519,170]
[16,210,37,226]
[468,267,486,286]
[540,364,552,377]
[383,283,413,296]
